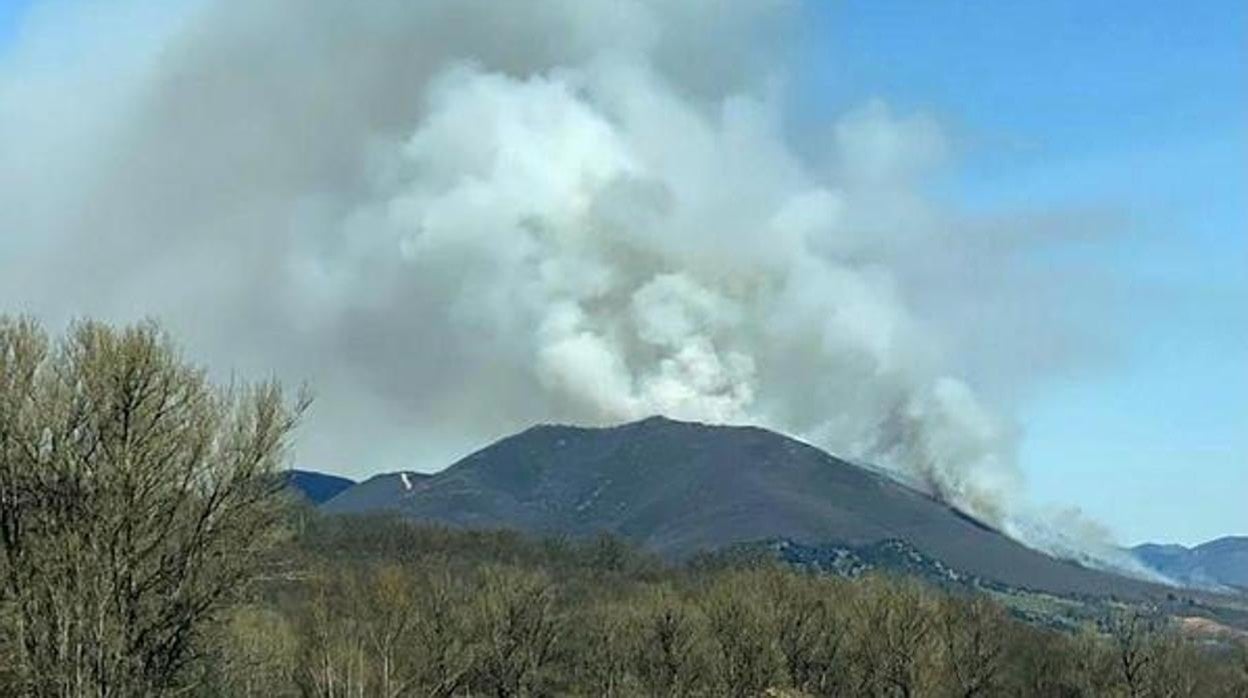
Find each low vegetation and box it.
[1,318,1245,696]
[210,515,1243,698]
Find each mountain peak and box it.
[522,415,713,436]
[628,414,704,428]
[323,418,1162,598]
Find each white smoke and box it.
[354,61,1021,521]
[0,0,1124,560]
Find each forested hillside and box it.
[196,512,1248,696]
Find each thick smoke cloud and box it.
[0,0,1145,569]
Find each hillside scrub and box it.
[193,514,1247,697]
[6,482,1247,695]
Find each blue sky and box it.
[1,1,1242,545]
[802,1,1246,545]
[0,2,20,46]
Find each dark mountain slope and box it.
[321,471,433,512]
[324,416,1159,597]
[1134,537,1248,589]
[285,469,355,505]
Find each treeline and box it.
[1,317,1246,697]
[188,514,1248,698]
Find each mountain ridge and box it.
[1133,536,1248,590]
[285,469,355,505]
[320,416,1173,598]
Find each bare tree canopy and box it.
[0,317,307,696]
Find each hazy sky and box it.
[0,1,1243,547]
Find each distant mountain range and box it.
[312,416,1173,599]
[1132,538,1248,591]
[285,469,355,505]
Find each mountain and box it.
[285,469,355,505]
[323,416,1166,598]
[1133,537,1248,590]
[321,470,432,512]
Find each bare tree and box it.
[470,565,561,698]
[207,604,299,698]
[360,564,419,698]
[1106,609,1163,698]
[630,587,711,698]
[849,576,936,698]
[0,317,307,696]
[1238,639,1248,689]
[700,572,784,697]
[296,575,370,698]
[293,558,488,698]
[1146,629,1206,698]
[936,595,1007,698]
[407,564,477,698]
[1007,625,1078,698]
[765,571,849,697]
[1229,638,1248,698]
[570,601,635,697]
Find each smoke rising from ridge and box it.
[0,0,1142,565]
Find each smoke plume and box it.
[0,0,1139,565]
